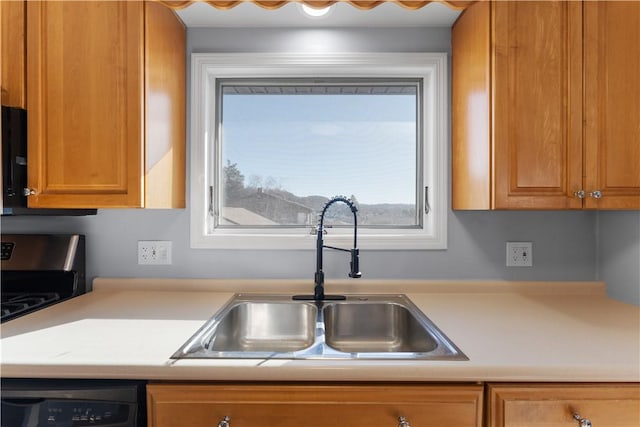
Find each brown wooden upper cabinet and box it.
[1,1,26,109]
[24,1,185,208]
[452,1,640,210]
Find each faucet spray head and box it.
[349,248,362,278]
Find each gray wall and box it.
[1,208,597,283]
[4,26,635,304]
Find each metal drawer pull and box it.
[398,416,411,427]
[218,415,231,427]
[573,413,592,427]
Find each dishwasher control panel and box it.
[45,400,131,426]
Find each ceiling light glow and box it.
[300,4,333,18]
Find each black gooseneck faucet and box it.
[294,195,362,301]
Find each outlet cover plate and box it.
[506,241,533,267]
[138,241,172,265]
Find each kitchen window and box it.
[190,53,447,250]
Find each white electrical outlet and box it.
[138,241,172,265]
[506,242,533,267]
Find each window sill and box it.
[190,231,447,251]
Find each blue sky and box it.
[221,92,417,204]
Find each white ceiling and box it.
[175,2,461,28]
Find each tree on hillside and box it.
[223,161,245,203]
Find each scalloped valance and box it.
[158,1,474,12]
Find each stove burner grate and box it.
[1,293,61,321]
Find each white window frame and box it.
[190,52,448,250]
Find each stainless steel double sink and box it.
[172,294,467,360]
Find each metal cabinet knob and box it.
[217,415,231,427]
[589,190,602,199]
[573,190,586,199]
[573,413,592,427]
[23,188,36,196]
[398,416,411,427]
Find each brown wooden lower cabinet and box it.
[147,382,484,427]
[487,383,640,427]
[147,382,639,427]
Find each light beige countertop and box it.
[1,279,639,382]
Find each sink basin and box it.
[172,294,467,361]
[172,297,317,358]
[209,301,316,352]
[323,302,439,353]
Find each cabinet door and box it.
[27,1,144,208]
[1,0,26,108]
[452,0,492,210]
[144,0,186,209]
[148,383,483,427]
[492,1,583,209]
[584,1,640,209]
[488,383,640,427]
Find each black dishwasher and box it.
[0,379,146,427]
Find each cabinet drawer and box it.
[488,383,640,427]
[148,383,483,427]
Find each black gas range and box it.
[1,234,87,323]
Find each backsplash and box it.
[2,208,598,283]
